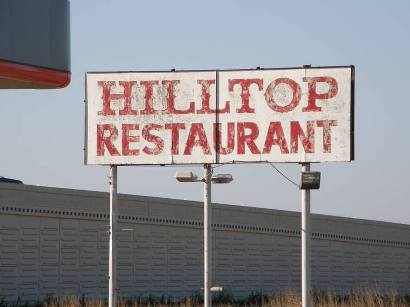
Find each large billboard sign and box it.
[85,66,354,165]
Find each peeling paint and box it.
[86,67,354,165]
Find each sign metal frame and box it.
[85,66,354,166]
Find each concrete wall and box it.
[0,183,409,302]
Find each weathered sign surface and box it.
[85,66,354,165]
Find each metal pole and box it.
[203,164,212,307]
[109,165,118,307]
[301,163,311,307]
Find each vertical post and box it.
[203,164,212,307]
[301,163,311,307]
[109,166,118,307]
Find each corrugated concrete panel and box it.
[0,183,409,302]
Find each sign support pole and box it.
[301,162,311,307]
[203,163,212,307]
[109,165,118,307]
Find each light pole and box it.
[109,165,118,307]
[203,164,212,307]
[299,164,321,307]
[175,165,233,307]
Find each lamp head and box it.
[211,174,233,184]
[175,171,200,182]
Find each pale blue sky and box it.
[1,0,410,224]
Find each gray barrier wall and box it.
[0,183,409,302]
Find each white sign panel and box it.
[85,66,354,165]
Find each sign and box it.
[85,66,354,165]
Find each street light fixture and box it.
[175,171,200,182]
[175,166,233,307]
[300,171,321,190]
[211,174,233,184]
[175,171,234,184]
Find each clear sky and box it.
[1,0,409,224]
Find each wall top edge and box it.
[0,183,409,230]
